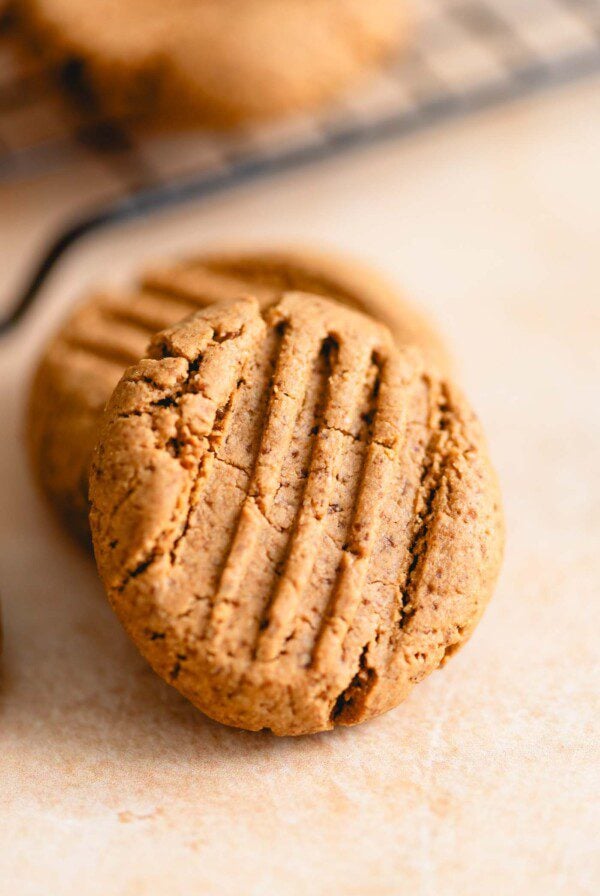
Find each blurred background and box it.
[1,2,599,894]
[2,0,600,332]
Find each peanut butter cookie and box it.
[90,294,503,735]
[20,0,410,125]
[27,247,450,543]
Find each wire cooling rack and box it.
[1,0,600,332]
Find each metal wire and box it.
[1,0,599,333]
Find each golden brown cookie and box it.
[20,0,410,125]
[27,247,451,544]
[89,294,504,736]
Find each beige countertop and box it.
[1,76,599,895]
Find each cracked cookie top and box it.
[90,293,503,735]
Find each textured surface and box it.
[90,293,502,734]
[27,246,450,543]
[1,79,599,893]
[19,0,408,125]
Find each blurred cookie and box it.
[27,247,450,544]
[21,0,410,125]
[90,294,503,735]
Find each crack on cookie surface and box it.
[330,642,378,725]
[399,380,453,626]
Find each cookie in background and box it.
[26,247,450,544]
[19,0,411,126]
